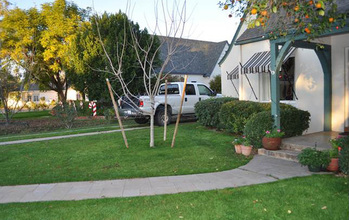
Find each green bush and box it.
[298,148,330,167]
[243,108,311,148]
[53,103,78,129]
[280,109,310,137]
[259,102,298,111]
[243,111,273,148]
[339,136,349,174]
[209,75,221,93]
[220,101,264,133]
[194,97,237,128]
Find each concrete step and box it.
[258,148,300,162]
[280,142,309,152]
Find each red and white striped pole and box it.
[88,101,97,116]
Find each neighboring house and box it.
[7,84,85,108]
[158,36,229,85]
[220,2,349,134]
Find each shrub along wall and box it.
[194,97,237,128]
[339,136,349,174]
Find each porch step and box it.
[258,148,300,162]
[280,142,309,152]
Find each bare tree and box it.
[96,0,189,147]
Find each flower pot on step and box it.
[241,145,252,156]
[234,145,242,154]
[327,158,339,172]
[262,137,282,150]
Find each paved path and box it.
[0,155,314,204]
[0,127,147,146]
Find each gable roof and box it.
[158,36,228,77]
[236,0,349,44]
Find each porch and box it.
[258,131,340,162]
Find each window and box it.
[27,95,32,101]
[280,57,295,101]
[158,84,179,95]
[33,96,39,102]
[76,93,81,100]
[185,84,196,95]
[197,85,213,96]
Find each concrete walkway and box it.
[0,127,147,146]
[0,155,314,204]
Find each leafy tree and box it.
[70,12,160,102]
[0,0,86,102]
[209,75,222,93]
[219,0,347,39]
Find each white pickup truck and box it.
[120,82,218,126]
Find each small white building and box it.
[220,6,349,134]
[159,36,229,85]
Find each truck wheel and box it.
[155,107,171,126]
[134,117,149,124]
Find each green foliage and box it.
[339,136,349,174]
[243,111,273,148]
[194,97,237,128]
[298,148,330,167]
[232,136,244,145]
[53,103,78,129]
[265,129,285,138]
[280,108,310,137]
[70,12,160,102]
[209,75,221,93]
[220,100,264,133]
[103,108,115,122]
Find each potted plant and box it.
[232,137,243,154]
[327,137,341,172]
[262,129,285,150]
[297,148,330,172]
[241,136,253,156]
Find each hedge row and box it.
[195,98,311,148]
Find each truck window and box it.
[158,84,179,95]
[185,84,196,95]
[197,85,213,96]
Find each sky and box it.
[8,0,240,43]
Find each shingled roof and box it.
[236,0,349,44]
[158,36,228,77]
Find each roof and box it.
[236,0,349,44]
[158,36,228,77]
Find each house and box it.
[7,84,85,108]
[158,36,229,85]
[219,2,349,134]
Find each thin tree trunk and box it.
[163,80,168,141]
[150,96,155,147]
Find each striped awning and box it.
[227,65,239,80]
[242,47,295,74]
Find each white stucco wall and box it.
[294,48,324,134]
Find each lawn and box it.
[0,123,250,186]
[11,110,52,119]
[0,175,347,220]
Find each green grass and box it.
[0,123,249,186]
[0,119,141,142]
[11,110,52,119]
[0,175,347,220]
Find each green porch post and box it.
[270,41,292,128]
[315,49,332,131]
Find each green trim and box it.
[315,49,332,131]
[218,14,247,66]
[270,41,292,129]
[234,36,266,45]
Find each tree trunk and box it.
[149,96,155,148]
[57,90,66,103]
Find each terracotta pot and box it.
[234,144,242,154]
[327,158,339,172]
[262,137,282,150]
[241,145,252,156]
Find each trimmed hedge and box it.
[194,97,237,128]
[219,101,264,133]
[339,136,349,174]
[243,111,273,148]
[243,108,311,148]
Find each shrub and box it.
[259,102,298,111]
[297,148,330,167]
[53,103,77,129]
[220,101,264,133]
[243,111,273,148]
[194,97,237,128]
[280,109,310,137]
[209,75,221,93]
[339,136,349,174]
